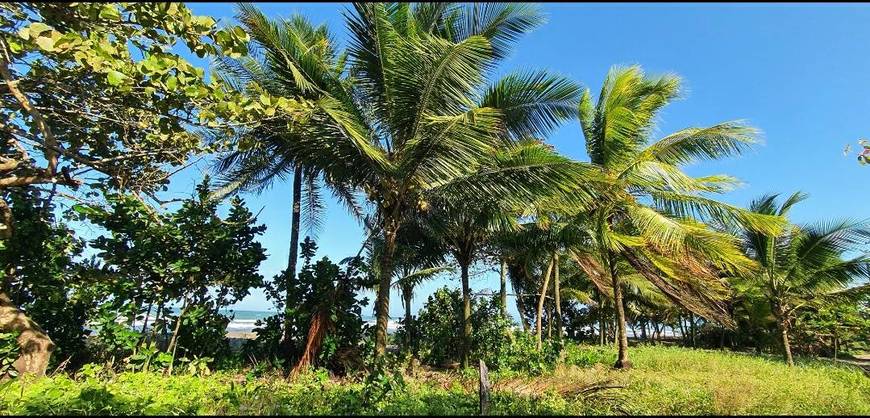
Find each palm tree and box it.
[572,65,783,368]
[423,163,552,366]
[212,10,365,357]
[735,192,870,366]
[222,3,601,357]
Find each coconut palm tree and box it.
[220,3,602,357]
[735,192,870,366]
[572,65,784,368]
[211,10,366,358]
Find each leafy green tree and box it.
[735,192,870,366]
[219,3,599,358]
[0,190,97,370]
[573,65,782,368]
[792,300,869,359]
[0,2,295,375]
[80,177,267,365]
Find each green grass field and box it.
[2,344,867,416]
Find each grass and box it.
[1,344,867,415]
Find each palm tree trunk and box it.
[282,164,303,353]
[535,256,555,351]
[499,260,507,317]
[640,319,647,340]
[515,289,530,333]
[374,219,398,357]
[460,260,472,368]
[402,285,413,352]
[689,313,696,347]
[553,254,562,341]
[780,318,794,366]
[598,291,606,346]
[609,254,631,369]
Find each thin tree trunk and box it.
[678,315,686,343]
[460,260,472,368]
[535,256,555,351]
[499,260,507,318]
[553,254,562,341]
[609,253,631,369]
[515,292,530,333]
[547,303,553,339]
[140,300,154,337]
[689,313,696,347]
[374,220,398,357]
[166,297,190,356]
[402,285,413,352]
[282,165,303,354]
[598,291,606,346]
[780,318,794,366]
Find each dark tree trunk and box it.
[689,313,696,347]
[166,297,190,356]
[374,219,398,358]
[499,260,507,318]
[553,254,562,341]
[460,260,472,368]
[402,285,413,352]
[282,165,303,354]
[609,253,631,369]
[598,291,606,346]
[515,291,530,333]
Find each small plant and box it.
[0,331,20,378]
[178,356,213,377]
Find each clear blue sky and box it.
[168,3,870,318]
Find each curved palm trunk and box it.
[460,260,472,368]
[608,253,631,369]
[291,308,330,376]
[374,219,398,357]
[535,256,555,351]
[282,165,303,355]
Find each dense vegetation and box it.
[0,2,867,416]
[1,345,867,415]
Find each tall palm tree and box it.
[572,65,783,368]
[212,9,365,357]
[735,192,870,366]
[223,3,601,357]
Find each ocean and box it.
[131,309,400,334]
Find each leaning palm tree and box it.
[734,192,870,366]
[225,3,601,357]
[572,65,784,368]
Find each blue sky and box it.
[167,3,870,318]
